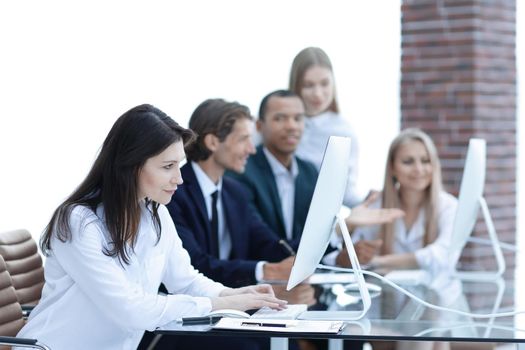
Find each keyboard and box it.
[251,304,308,320]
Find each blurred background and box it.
[0,0,401,237]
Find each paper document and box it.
[213,317,345,333]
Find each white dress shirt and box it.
[296,110,362,207]
[262,147,299,241]
[351,191,458,274]
[191,162,232,259]
[191,162,267,281]
[17,201,225,350]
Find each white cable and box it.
[317,264,523,319]
[467,236,518,252]
[413,322,525,337]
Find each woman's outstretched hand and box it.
[345,191,405,230]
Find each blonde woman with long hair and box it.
[289,47,363,207]
[349,128,458,274]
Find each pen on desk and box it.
[241,321,288,328]
[180,316,222,325]
[278,239,296,256]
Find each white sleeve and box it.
[321,250,339,266]
[414,194,458,274]
[160,206,225,297]
[52,207,221,332]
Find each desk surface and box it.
[157,268,524,344]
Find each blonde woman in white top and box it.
[289,47,362,207]
[17,104,285,350]
[347,128,458,275]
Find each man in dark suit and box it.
[158,98,313,350]
[224,92,369,350]
[166,98,303,288]
[228,90,316,247]
[230,90,406,269]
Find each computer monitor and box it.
[286,136,371,320]
[449,138,505,280]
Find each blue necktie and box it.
[210,190,220,258]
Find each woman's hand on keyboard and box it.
[214,284,287,311]
[211,293,287,312]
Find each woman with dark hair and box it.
[17,104,286,350]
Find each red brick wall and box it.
[400,0,516,275]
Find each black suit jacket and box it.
[166,163,288,288]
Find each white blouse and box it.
[352,191,458,274]
[295,110,362,207]
[17,202,225,350]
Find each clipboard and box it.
[213,317,345,334]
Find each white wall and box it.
[0,1,401,239]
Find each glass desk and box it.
[156,268,525,350]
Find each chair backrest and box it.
[0,230,44,306]
[0,254,25,337]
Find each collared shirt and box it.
[352,191,458,274]
[262,147,299,240]
[17,202,225,350]
[191,162,232,260]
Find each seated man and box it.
[228,90,316,246]
[229,90,404,265]
[160,98,313,350]
[166,98,310,288]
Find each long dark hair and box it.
[40,104,195,264]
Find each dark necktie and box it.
[210,190,220,258]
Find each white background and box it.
[0,0,401,237]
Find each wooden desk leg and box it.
[328,339,343,350]
[271,337,288,350]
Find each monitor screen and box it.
[287,136,352,290]
[449,138,486,261]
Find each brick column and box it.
[400,0,517,275]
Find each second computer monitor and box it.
[449,138,505,280]
[449,139,486,258]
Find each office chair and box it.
[0,254,50,350]
[0,229,44,309]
